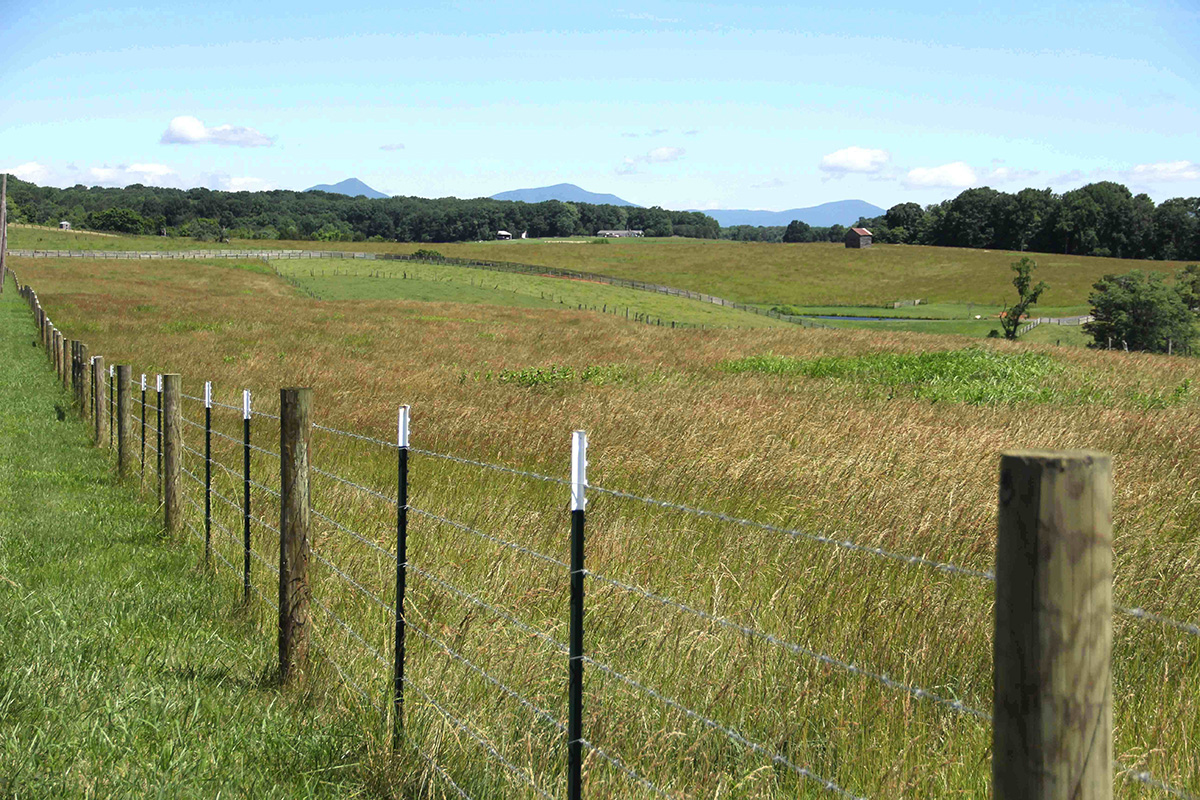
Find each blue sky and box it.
[2,0,1198,211]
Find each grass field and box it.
[0,279,398,798]
[275,259,789,328]
[13,225,1197,311]
[11,251,1199,798]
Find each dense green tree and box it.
[1177,264,1200,313]
[87,207,150,234]
[1001,257,1048,340]
[782,219,812,243]
[1084,270,1196,352]
[885,202,923,239]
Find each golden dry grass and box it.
[14,254,1200,799]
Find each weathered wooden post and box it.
[162,374,182,533]
[117,365,133,478]
[994,450,1112,800]
[279,387,312,682]
[74,342,88,416]
[92,356,105,445]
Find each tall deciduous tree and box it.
[1001,257,1048,340]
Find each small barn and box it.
[844,227,872,248]
[59,220,72,230]
[496,230,512,240]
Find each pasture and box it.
[13,250,1199,798]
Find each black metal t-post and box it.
[567,430,587,800]
[393,405,410,747]
[204,381,212,565]
[243,390,252,606]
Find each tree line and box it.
[2,178,720,242]
[856,182,1199,261]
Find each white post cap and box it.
[204,381,212,408]
[398,405,410,448]
[571,430,588,511]
[242,389,251,420]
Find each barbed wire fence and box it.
[11,268,1200,799]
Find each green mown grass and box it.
[276,260,789,328]
[0,279,392,798]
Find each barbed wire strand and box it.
[1119,764,1199,800]
[311,548,394,615]
[411,446,570,487]
[410,506,568,570]
[1117,607,1200,640]
[585,568,987,720]
[582,655,864,800]
[587,484,995,582]
[312,464,395,505]
[409,562,568,654]
[577,737,670,799]
[403,676,555,800]
[312,507,395,561]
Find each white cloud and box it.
[903,161,978,189]
[1127,160,1200,182]
[226,176,274,191]
[751,177,787,189]
[615,146,685,175]
[819,146,890,175]
[984,166,1041,183]
[88,163,179,187]
[2,162,51,182]
[646,146,684,162]
[380,143,405,152]
[160,115,275,147]
[622,11,681,23]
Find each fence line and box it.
[11,266,1199,799]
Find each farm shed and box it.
[596,229,645,238]
[844,227,872,248]
[496,230,513,240]
[59,220,71,230]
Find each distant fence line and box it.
[11,264,1200,799]
[6,247,828,329]
[1017,314,1095,336]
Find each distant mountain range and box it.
[490,183,640,207]
[693,200,886,228]
[304,179,883,227]
[304,178,388,199]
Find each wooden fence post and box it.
[994,450,1112,800]
[74,342,88,416]
[162,374,181,534]
[117,365,133,478]
[92,356,105,446]
[279,387,312,682]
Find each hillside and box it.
[697,200,886,227]
[304,177,388,199]
[490,182,640,206]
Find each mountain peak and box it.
[490,183,640,207]
[304,178,388,200]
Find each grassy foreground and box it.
[0,279,392,798]
[12,252,1199,798]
